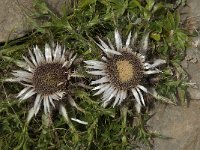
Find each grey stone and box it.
[180,0,200,33]
[182,57,200,100]
[180,0,200,100]
[0,0,33,42]
[181,36,200,100]
[0,0,74,42]
[183,0,200,19]
[149,1,200,149]
[148,101,200,150]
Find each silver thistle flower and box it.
[8,43,79,122]
[85,29,166,112]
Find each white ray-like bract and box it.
[8,43,79,121]
[85,29,165,112]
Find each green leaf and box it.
[149,21,162,33]
[78,0,96,9]
[162,19,171,31]
[145,0,155,11]
[150,33,160,41]
[41,22,52,28]
[110,0,128,16]
[143,9,151,20]
[88,15,99,27]
[33,0,49,14]
[152,2,164,13]
[104,12,113,20]
[174,11,180,28]
[75,90,98,105]
[129,0,143,10]
[177,87,186,104]
[167,12,175,29]
[51,16,73,31]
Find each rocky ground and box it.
[0,0,200,150]
[0,0,74,42]
[148,101,200,150]
[148,1,200,149]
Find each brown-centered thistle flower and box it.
[7,43,84,122]
[85,29,166,112]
